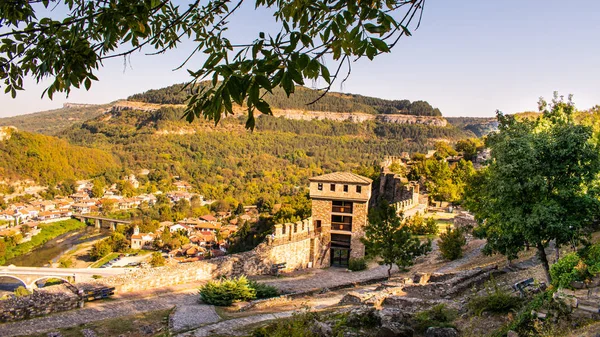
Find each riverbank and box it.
[1,219,86,266]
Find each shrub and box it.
[199,276,256,306]
[348,258,367,271]
[438,227,466,260]
[582,244,600,276]
[248,280,279,299]
[14,286,31,297]
[150,252,166,267]
[413,304,456,333]
[550,252,586,288]
[468,278,523,315]
[252,311,320,337]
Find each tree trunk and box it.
[537,241,552,284]
[388,264,393,279]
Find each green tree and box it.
[363,201,431,278]
[438,227,466,260]
[89,240,112,261]
[0,1,425,128]
[465,94,600,283]
[234,203,245,216]
[150,252,166,267]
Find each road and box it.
[0,266,128,277]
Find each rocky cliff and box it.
[271,109,447,126]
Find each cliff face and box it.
[271,109,447,126]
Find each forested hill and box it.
[127,83,443,116]
[0,127,118,185]
[60,105,470,203]
[0,103,111,135]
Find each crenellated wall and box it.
[83,218,320,293]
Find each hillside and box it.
[445,117,498,137]
[60,105,472,203]
[0,103,111,135]
[0,127,118,185]
[128,83,443,116]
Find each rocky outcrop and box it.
[269,109,447,126]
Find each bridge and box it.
[0,266,129,290]
[72,214,132,231]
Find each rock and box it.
[310,321,333,337]
[347,306,381,328]
[376,308,411,326]
[81,329,97,337]
[339,292,364,305]
[376,322,414,337]
[570,281,585,289]
[424,327,458,337]
[506,330,519,337]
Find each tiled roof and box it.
[309,172,372,184]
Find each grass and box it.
[89,252,120,268]
[25,309,172,337]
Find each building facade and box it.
[309,172,372,268]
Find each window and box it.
[317,183,323,191]
[343,185,348,192]
[332,200,353,213]
[315,220,322,229]
[330,184,336,191]
[356,185,362,193]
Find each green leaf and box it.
[370,38,390,52]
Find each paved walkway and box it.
[178,312,295,337]
[0,288,198,337]
[170,297,220,333]
[261,264,398,294]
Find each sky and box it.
[1,0,599,118]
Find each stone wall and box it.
[0,285,81,323]
[88,219,320,293]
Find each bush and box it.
[550,252,585,288]
[438,227,466,260]
[150,252,166,267]
[199,276,256,306]
[248,280,279,299]
[348,258,367,271]
[407,213,439,236]
[468,278,523,315]
[14,286,31,297]
[412,304,457,333]
[582,244,600,276]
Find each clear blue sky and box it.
[1,0,599,118]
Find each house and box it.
[308,171,372,268]
[174,181,193,192]
[180,218,220,232]
[130,226,155,250]
[70,192,90,202]
[169,223,193,235]
[166,191,193,203]
[71,203,91,214]
[199,214,217,222]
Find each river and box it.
[5,226,110,267]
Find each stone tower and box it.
[309,172,372,268]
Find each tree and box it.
[89,240,112,261]
[363,201,431,278]
[0,1,425,129]
[19,224,31,236]
[464,94,600,283]
[150,252,166,267]
[455,138,482,161]
[234,203,245,216]
[438,227,466,260]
